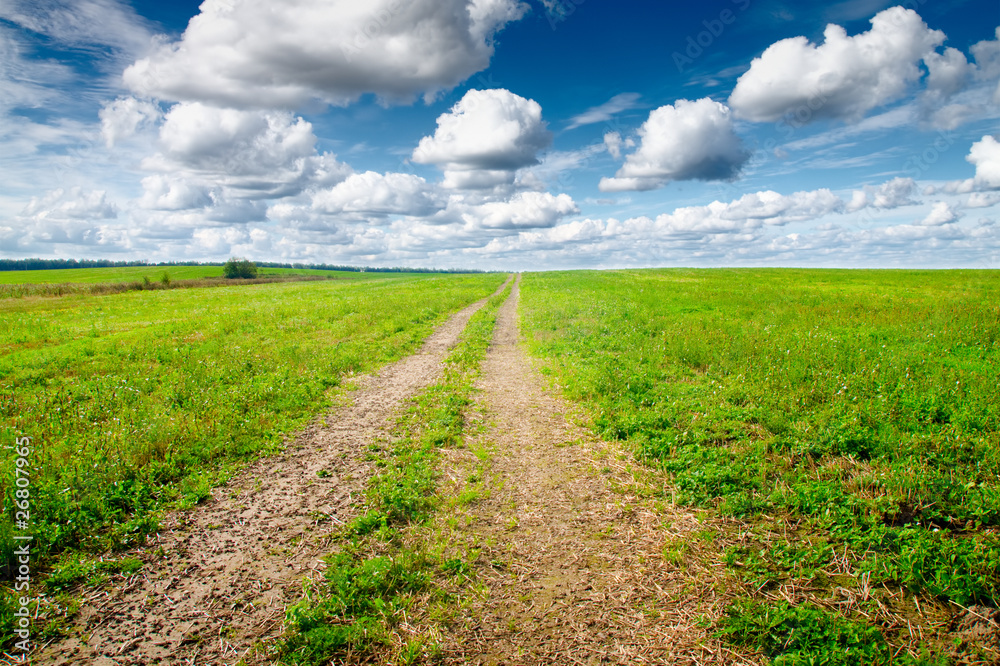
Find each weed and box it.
[717,600,890,665]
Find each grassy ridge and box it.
[0,274,504,577]
[520,269,1000,663]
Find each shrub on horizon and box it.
[223,257,258,279]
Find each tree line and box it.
[0,258,487,274]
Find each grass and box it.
[0,272,505,646]
[276,281,511,665]
[519,268,1000,663]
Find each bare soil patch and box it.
[35,286,505,666]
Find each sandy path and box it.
[429,277,760,665]
[36,281,508,666]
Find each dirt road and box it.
[37,277,753,665]
[422,276,754,665]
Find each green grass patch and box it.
[718,600,890,665]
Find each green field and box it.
[0,274,504,581]
[520,269,1000,663]
[3,267,997,661]
[0,265,402,285]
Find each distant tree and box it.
[223,257,258,279]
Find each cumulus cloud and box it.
[720,189,845,223]
[729,7,944,123]
[846,177,918,212]
[924,47,973,99]
[603,132,634,161]
[966,191,1000,208]
[970,27,1000,104]
[142,102,351,200]
[123,0,527,108]
[567,93,642,130]
[20,187,118,221]
[412,88,551,189]
[457,191,578,229]
[968,135,1000,189]
[138,175,213,211]
[11,188,121,248]
[920,201,961,226]
[312,171,443,217]
[914,27,1000,129]
[599,98,749,192]
[99,96,161,147]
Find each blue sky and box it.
[1,0,998,269]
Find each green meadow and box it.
[2,266,997,662]
[520,269,1000,663]
[0,273,504,580]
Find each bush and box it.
[223,257,258,279]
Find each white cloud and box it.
[599,98,749,192]
[312,171,443,217]
[845,177,918,212]
[457,191,578,229]
[143,102,351,199]
[603,132,635,161]
[123,0,527,108]
[9,188,122,249]
[971,27,1000,105]
[412,88,551,189]
[567,93,641,130]
[603,132,624,161]
[720,189,845,223]
[0,25,75,114]
[99,96,161,147]
[191,226,252,255]
[20,187,118,221]
[0,0,155,66]
[968,135,1000,189]
[924,47,972,99]
[138,175,213,211]
[729,7,944,123]
[966,191,1000,208]
[455,206,999,270]
[920,201,961,226]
